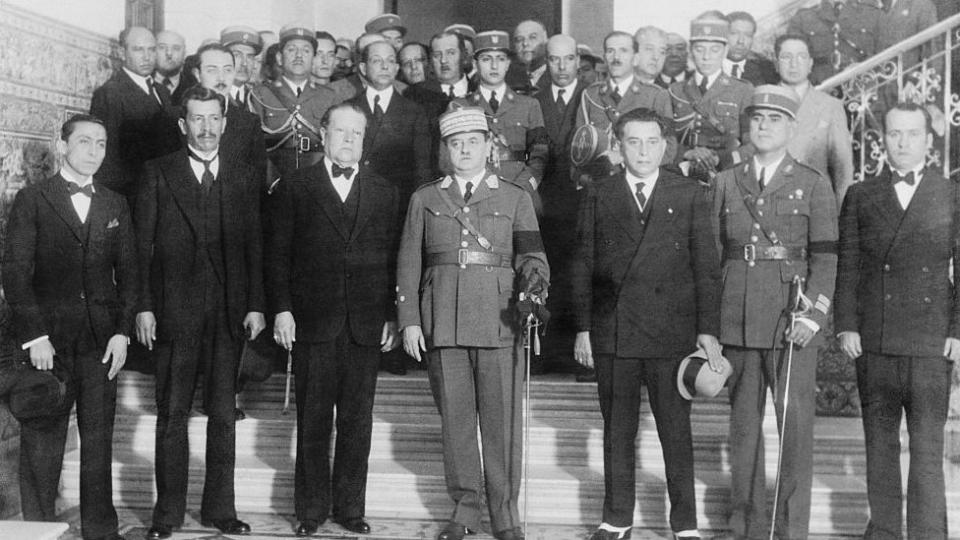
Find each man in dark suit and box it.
[570,107,722,540]
[836,102,958,540]
[267,102,399,537]
[3,114,138,540]
[724,12,778,86]
[90,26,181,198]
[155,30,197,106]
[533,33,584,373]
[135,87,265,540]
[348,40,431,208]
[193,43,268,190]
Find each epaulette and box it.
[853,0,882,9]
[498,176,527,191]
[416,176,446,191]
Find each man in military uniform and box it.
[452,31,549,210]
[711,86,838,540]
[669,18,754,183]
[221,26,263,106]
[787,0,881,84]
[656,33,692,89]
[397,107,549,540]
[365,13,406,51]
[250,25,339,186]
[573,30,676,186]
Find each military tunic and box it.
[249,79,339,183]
[450,90,549,198]
[573,78,677,182]
[788,0,882,84]
[669,73,754,174]
[712,154,838,540]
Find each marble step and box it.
[62,449,934,535]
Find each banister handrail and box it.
[817,12,960,91]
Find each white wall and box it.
[164,0,384,54]
[2,0,125,40]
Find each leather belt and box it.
[278,135,323,152]
[688,132,728,149]
[727,243,806,262]
[494,149,527,162]
[426,249,512,268]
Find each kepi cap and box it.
[690,18,729,44]
[439,106,489,138]
[278,24,318,51]
[221,25,264,55]
[676,348,732,400]
[444,23,477,41]
[365,13,406,36]
[746,84,800,119]
[473,30,511,56]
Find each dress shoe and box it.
[588,528,632,540]
[576,368,597,383]
[437,522,471,540]
[494,527,525,540]
[146,525,173,540]
[336,516,371,534]
[295,519,320,537]
[201,517,251,534]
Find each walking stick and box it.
[522,313,535,535]
[282,349,293,415]
[769,275,805,540]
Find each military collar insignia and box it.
[439,174,499,189]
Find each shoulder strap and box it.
[433,182,493,250]
[733,171,782,246]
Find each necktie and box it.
[758,168,766,191]
[557,88,567,114]
[163,76,174,92]
[236,85,246,104]
[896,171,915,186]
[463,181,474,203]
[374,94,385,123]
[610,86,621,104]
[635,182,646,211]
[447,84,456,99]
[489,91,499,113]
[731,64,741,78]
[332,163,355,179]
[146,78,161,105]
[698,76,709,96]
[296,86,302,98]
[189,151,216,194]
[66,181,94,198]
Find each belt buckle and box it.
[298,135,310,152]
[457,248,468,265]
[743,243,756,263]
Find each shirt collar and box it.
[625,167,659,189]
[479,84,508,102]
[282,76,307,94]
[60,167,94,189]
[695,69,721,88]
[154,71,180,87]
[892,161,925,181]
[123,67,152,94]
[752,153,787,182]
[552,79,577,100]
[723,58,746,74]
[325,156,358,181]
[609,74,634,96]
[366,85,394,105]
[187,145,219,162]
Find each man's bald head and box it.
[355,32,386,54]
[546,34,579,87]
[663,32,689,77]
[120,26,157,77]
[634,26,668,82]
[156,30,186,77]
[513,19,548,66]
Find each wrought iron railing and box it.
[817,13,960,182]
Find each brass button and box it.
[885,294,892,300]
[883,264,890,271]
[461,241,468,248]
[462,229,469,235]
[463,207,470,213]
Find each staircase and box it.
[57,371,960,536]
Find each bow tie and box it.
[66,181,94,198]
[895,171,916,186]
[332,163,355,179]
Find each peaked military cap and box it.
[690,18,729,44]
[444,23,477,41]
[746,84,800,119]
[220,25,263,55]
[473,30,511,56]
[279,24,318,51]
[365,13,407,36]
[439,106,489,138]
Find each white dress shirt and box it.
[892,162,926,209]
[694,69,722,91]
[325,157,358,202]
[441,76,470,98]
[479,84,508,104]
[454,170,487,201]
[625,168,658,212]
[366,85,394,113]
[609,74,635,98]
[723,58,747,79]
[187,146,220,183]
[753,153,787,190]
[551,79,578,103]
[282,77,307,97]
[124,67,161,104]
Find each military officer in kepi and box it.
[451,30,549,212]
[397,106,549,540]
[669,18,754,183]
[787,0,881,84]
[711,85,838,540]
[250,24,339,188]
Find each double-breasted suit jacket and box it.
[570,168,721,358]
[835,168,960,356]
[713,155,839,348]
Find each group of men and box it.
[1,2,958,540]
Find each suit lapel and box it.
[308,163,350,240]
[600,173,642,243]
[40,175,84,242]
[866,170,906,230]
[83,185,111,246]
[348,171,375,244]
[893,169,947,246]
[164,151,203,239]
